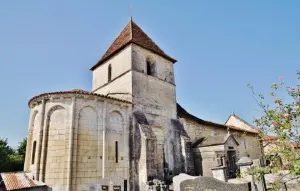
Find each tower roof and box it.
[90,19,176,70]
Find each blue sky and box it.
[0,1,299,147]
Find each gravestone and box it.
[211,166,227,182]
[145,179,167,191]
[172,173,199,191]
[113,185,121,191]
[99,176,126,191]
[252,159,261,168]
[180,176,251,191]
[236,156,266,191]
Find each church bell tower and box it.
[90,19,181,190]
[90,18,177,120]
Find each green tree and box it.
[0,138,26,172]
[17,138,27,160]
[0,138,15,172]
[0,138,14,155]
[0,138,11,171]
[248,71,300,190]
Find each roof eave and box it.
[198,143,224,147]
[132,42,177,63]
[28,90,132,107]
[90,42,177,71]
[224,114,234,125]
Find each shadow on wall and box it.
[129,111,145,191]
[164,119,192,181]
[191,137,207,176]
[130,111,192,190]
[193,150,203,176]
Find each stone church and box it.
[24,19,264,191]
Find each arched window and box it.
[108,64,112,82]
[31,141,37,164]
[146,59,156,76]
[115,141,118,163]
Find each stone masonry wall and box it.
[38,98,73,191]
[75,105,99,190]
[73,98,130,191]
[225,115,263,159]
[92,45,132,93]
[132,44,175,85]
[27,94,131,191]
[130,44,182,190]
[132,44,177,119]
[231,132,262,160]
[44,106,68,186]
[24,103,43,179]
[194,145,224,176]
[181,118,227,143]
[95,71,133,102]
[181,117,262,160]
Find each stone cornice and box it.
[28,90,132,108]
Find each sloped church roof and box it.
[177,103,259,134]
[90,18,176,70]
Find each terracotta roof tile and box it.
[263,135,277,141]
[90,19,176,70]
[227,125,259,134]
[263,135,300,148]
[97,21,132,65]
[0,172,46,190]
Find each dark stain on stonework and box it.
[164,119,195,177]
[128,116,134,190]
[133,111,149,125]
[171,119,189,138]
[129,111,151,191]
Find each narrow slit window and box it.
[243,138,247,149]
[32,141,37,164]
[147,60,151,75]
[115,141,118,163]
[124,180,127,191]
[108,64,112,82]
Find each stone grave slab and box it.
[180,176,251,191]
[173,173,199,191]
